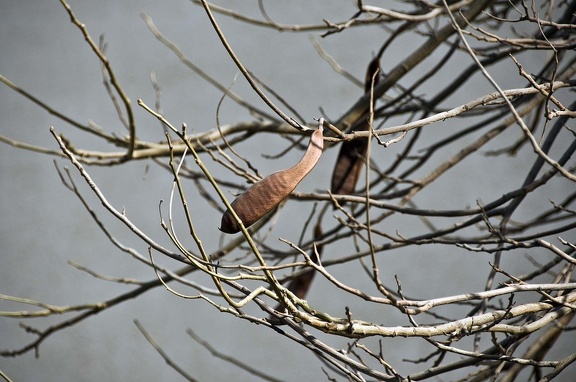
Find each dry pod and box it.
[330,58,380,197]
[220,123,324,234]
[268,223,323,325]
[330,122,369,195]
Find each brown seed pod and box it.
[268,223,324,325]
[330,57,380,198]
[220,124,324,234]
[330,123,369,196]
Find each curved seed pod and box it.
[331,57,380,198]
[220,125,324,234]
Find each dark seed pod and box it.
[330,128,369,196]
[268,223,324,325]
[330,57,380,198]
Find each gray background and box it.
[1,1,574,381]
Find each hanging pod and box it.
[220,124,324,234]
